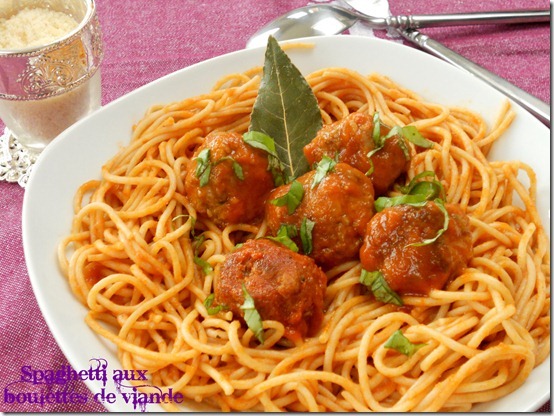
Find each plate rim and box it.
[22,34,550,412]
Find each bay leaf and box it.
[249,36,322,181]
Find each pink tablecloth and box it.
[0,0,550,412]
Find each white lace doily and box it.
[0,129,36,188]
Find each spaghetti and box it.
[58,64,550,412]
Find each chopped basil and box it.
[366,130,392,160]
[243,131,279,157]
[189,216,197,236]
[372,112,382,145]
[367,112,389,158]
[384,330,427,357]
[215,156,244,181]
[194,148,212,187]
[269,157,288,187]
[394,128,411,159]
[396,171,444,200]
[193,234,206,251]
[403,170,438,191]
[203,293,228,315]
[300,217,315,255]
[265,224,299,252]
[279,223,298,239]
[367,145,384,159]
[375,170,445,212]
[193,256,213,275]
[387,125,434,150]
[171,214,196,235]
[243,131,287,186]
[270,180,304,215]
[240,284,264,343]
[233,160,244,180]
[408,198,449,247]
[365,159,375,177]
[193,234,213,275]
[360,269,403,306]
[374,193,429,212]
[311,155,336,189]
[409,181,442,201]
[368,113,433,161]
[401,125,434,149]
[194,148,246,186]
[378,170,449,247]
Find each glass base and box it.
[0,128,37,188]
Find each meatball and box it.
[304,112,374,174]
[184,131,274,227]
[265,163,375,269]
[369,136,410,196]
[214,239,327,342]
[303,112,409,195]
[359,202,473,296]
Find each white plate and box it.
[23,35,550,412]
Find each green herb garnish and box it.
[374,194,429,212]
[265,224,299,252]
[360,269,403,306]
[240,284,264,343]
[401,125,434,149]
[396,170,444,200]
[311,155,336,189]
[368,113,434,161]
[376,169,449,246]
[194,256,213,275]
[243,131,287,186]
[193,234,213,275]
[194,148,212,187]
[171,214,196,235]
[372,112,382,144]
[243,131,279,156]
[384,330,427,357]
[203,293,228,315]
[216,156,244,181]
[408,199,449,247]
[300,217,315,255]
[270,180,304,215]
[194,149,244,186]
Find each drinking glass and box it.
[0,0,103,156]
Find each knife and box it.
[344,0,551,127]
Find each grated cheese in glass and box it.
[0,7,78,49]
